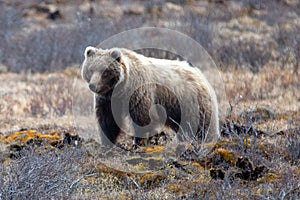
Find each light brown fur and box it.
[81,46,219,146]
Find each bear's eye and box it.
[102,70,109,77]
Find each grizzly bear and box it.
[81,46,219,146]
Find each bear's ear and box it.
[110,49,122,63]
[84,46,97,57]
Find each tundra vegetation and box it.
[0,0,299,199]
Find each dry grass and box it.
[0,72,76,133]
[0,64,298,199]
[0,0,299,199]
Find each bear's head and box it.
[81,46,127,97]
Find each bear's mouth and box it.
[88,83,111,94]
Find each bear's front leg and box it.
[95,96,122,146]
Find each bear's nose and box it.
[89,83,97,92]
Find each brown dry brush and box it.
[0,101,299,199]
[0,1,299,199]
[0,146,95,199]
[1,1,298,73]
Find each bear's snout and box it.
[89,83,97,93]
